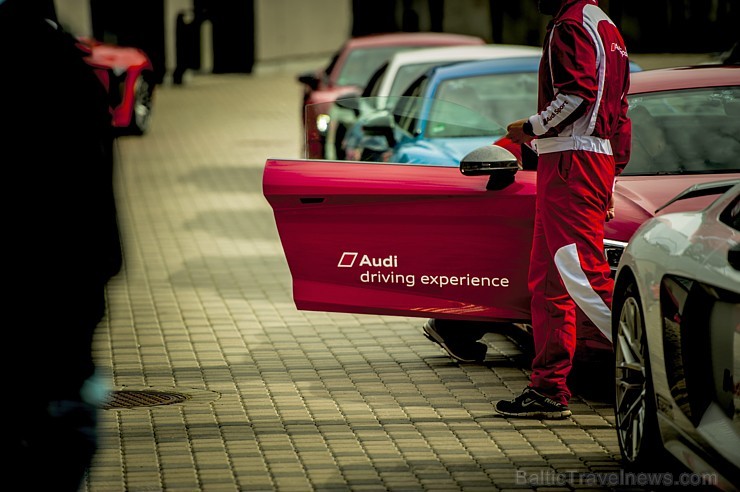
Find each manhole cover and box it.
[103,390,190,409]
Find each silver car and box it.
[612,179,740,488]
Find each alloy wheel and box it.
[614,295,647,463]
[132,76,152,134]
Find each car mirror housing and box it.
[460,145,519,190]
[297,71,320,91]
[362,111,396,147]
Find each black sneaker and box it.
[422,319,487,363]
[494,387,572,419]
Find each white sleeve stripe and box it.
[533,93,584,136]
[554,243,612,342]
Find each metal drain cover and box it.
[104,390,190,409]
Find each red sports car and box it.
[298,32,485,158]
[266,64,740,355]
[80,37,155,135]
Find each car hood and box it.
[606,173,740,242]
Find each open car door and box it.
[263,162,536,322]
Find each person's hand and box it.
[505,118,535,145]
[606,194,615,221]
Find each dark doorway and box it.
[90,0,166,84]
[197,0,255,74]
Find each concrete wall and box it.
[254,0,351,73]
[54,0,92,37]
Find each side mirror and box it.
[297,71,320,91]
[460,145,519,190]
[362,111,396,147]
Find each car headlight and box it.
[316,113,331,134]
[604,239,627,272]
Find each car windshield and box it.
[624,86,740,175]
[336,47,415,87]
[427,72,538,138]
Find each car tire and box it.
[128,74,153,135]
[612,277,668,470]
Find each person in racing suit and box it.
[496,0,631,418]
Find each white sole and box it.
[494,407,572,419]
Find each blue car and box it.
[338,57,642,166]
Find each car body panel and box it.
[80,37,155,132]
[614,181,740,485]
[264,160,535,320]
[263,159,738,323]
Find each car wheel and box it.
[613,278,666,469]
[129,74,153,135]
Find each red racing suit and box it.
[526,0,631,404]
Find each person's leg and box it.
[12,284,108,490]
[531,150,614,399]
[495,152,576,417]
[495,150,613,418]
[527,185,577,404]
[552,151,614,341]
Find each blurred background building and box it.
[51,0,739,84]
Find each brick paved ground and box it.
[81,54,714,491]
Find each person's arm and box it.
[528,21,597,137]
[610,75,632,176]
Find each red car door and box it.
[263,159,537,322]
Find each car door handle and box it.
[300,197,324,204]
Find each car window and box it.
[389,62,441,98]
[625,86,740,175]
[394,78,429,135]
[337,47,414,87]
[425,72,537,138]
